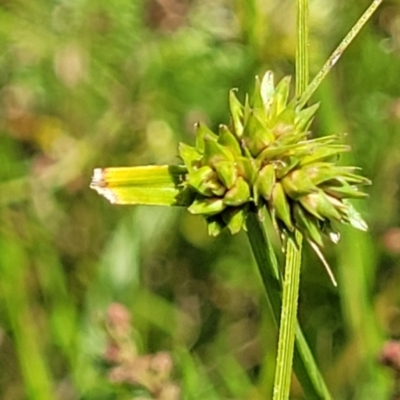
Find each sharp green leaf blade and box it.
[90,165,190,206]
[246,214,334,400]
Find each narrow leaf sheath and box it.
[90,165,192,206]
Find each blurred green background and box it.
[1,0,400,399]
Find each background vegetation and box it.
[0,0,399,398]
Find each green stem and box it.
[299,0,383,107]
[246,214,333,399]
[296,0,309,97]
[273,232,302,400]
[272,0,308,398]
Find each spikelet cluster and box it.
[179,71,370,252]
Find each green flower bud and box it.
[295,103,319,131]
[229,89,244,137]
[223,177,251,206]
[324,183,368,199]
[303,163,370,187]
[207,215,225,237]
[251,75,266,110]
[214,160,238,189]
[188,197,226,216]
[242,111,274,157]
[195,122,218,154]
[203,136,235,167]
[281,169,317,200]
[275,157,300,179]
[299,144,350,166]
[272,121,296,142]
[257,143,296,163]
[218,125,242,156]
[187,165,215,196]
[210,184,227,197]
[179,143,201,172]
[302,163,336,185]
[178,70,369,257]
[299,191,342,221]
[271,76,291,117]
[235,156,257,185]
[222,207,247,235]
[271,182,294,231]
[255,164,276,201]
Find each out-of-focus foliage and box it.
[0,0,400,399]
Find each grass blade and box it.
[90,165,191,206]
[246,213,333,399]
[272,232,302,400]
[299,0,383,107]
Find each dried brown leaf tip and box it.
[179,71,370,279]
[104,303,180,400]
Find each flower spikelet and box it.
[179,71,370,251]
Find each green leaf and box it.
[90,165,190,206]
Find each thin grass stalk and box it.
[296,0,309,96]
[299,0,383,107]
[246,213,333,399]
[273,231,303,400]
[271,1,308,397]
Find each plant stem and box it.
[246,214,333,399]
[273,232,303,400]
[272,1,308,398]
[299,0,383,107]
[296,0,309,96]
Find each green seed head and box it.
[179,71,369,248]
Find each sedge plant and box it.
[90,0,382,398]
